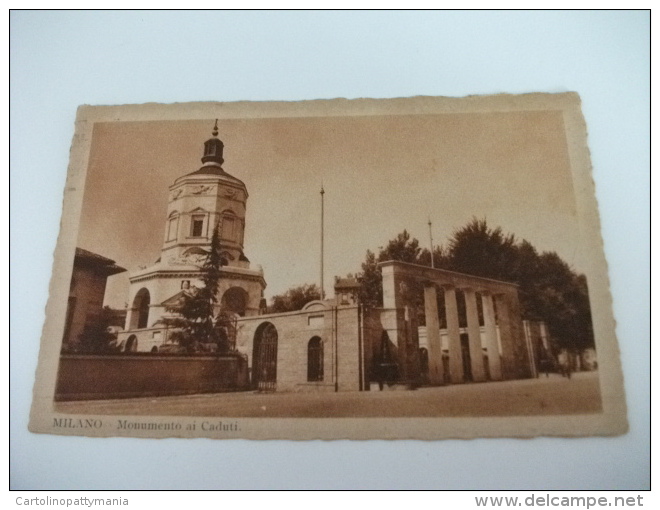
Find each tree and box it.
[442,219,594,350]
[379,230,423,264]
[163,222,234,353]
[357,230,426,308]
[447,218,517,281]
[529,252,595,351]
[357,250,382,308]
[418,245,451,271]
[73,306,117,354]
[269,283,321,313]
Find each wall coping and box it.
[378,260,519,292]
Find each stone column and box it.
[381,263,401,310]
[125,308,135,330]
[481,292,502,381]
[404,297,422,387]
[423,284,444,385]
[443,285,463,383]
[379,263,420,386]
[463,288,486,382]
[494,291,529,379]
[380,264,404,369]
[523,320,538,378]
[540,322,549,350]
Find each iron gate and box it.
[253,322,278,391]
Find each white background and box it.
[9,11,649,489]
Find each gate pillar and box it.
[443,285,464,383]
[380,264,421,386]
[481,292,502,381]
[464,288,486,382]
[423,284,444,385]
[494,292,530,379]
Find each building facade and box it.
[116,124,537,391]
[63,248,126,350]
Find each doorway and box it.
[252,322,278,391]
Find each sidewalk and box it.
[54,370,602,418]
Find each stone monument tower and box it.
[121,121,266,351]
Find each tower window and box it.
[190,215,205,237]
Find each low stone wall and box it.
[55,353,250,401]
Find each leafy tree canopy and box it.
[447,218,517,281]
[269,283,322,313]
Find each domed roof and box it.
[174,120,246,187]
[174,164,245,187]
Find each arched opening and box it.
[252,322,278,391]
[221,287,249,317]
[125,335,138,352]
[130,288,151,330]
[372,331,399,389]
[307,336,324,382]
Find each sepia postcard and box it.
[28,93,627,440]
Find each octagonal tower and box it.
[121,122,267,351]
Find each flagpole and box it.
[428,218,435,269]
[320,185,325,299]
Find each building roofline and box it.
[378,260,519,289]
[75,248,126,275]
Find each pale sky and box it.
[75,112,580,309]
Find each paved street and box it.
[55,371,602,418]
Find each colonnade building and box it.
[380,261,534,387]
